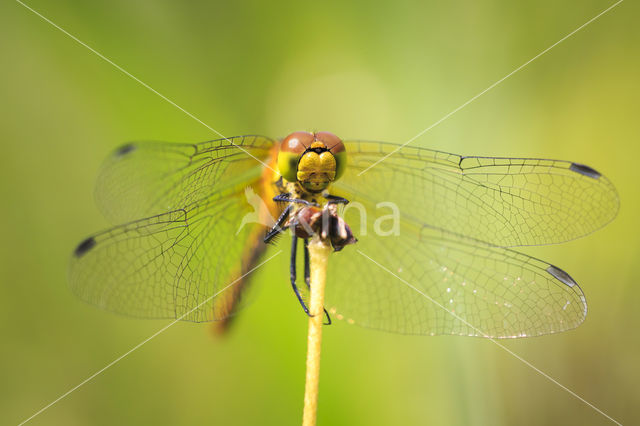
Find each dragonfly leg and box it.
[290,234,312,316]
[303,238,310,289]
[323,309,332,326]
[274,193,320,207]
[323,193,349,205]
[264,204,293,243]
[303,238,332,326]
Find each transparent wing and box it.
[69,185,270,322]
[325,209,586,337]
[95,135,275,223]
[337,141,619,247]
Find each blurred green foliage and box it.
[1,1,638,425]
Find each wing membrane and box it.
[70,185,269,322]
[325,208,586,337]
[95,135,275,223]
[337,141,618,247]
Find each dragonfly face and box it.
[277,131,347,193]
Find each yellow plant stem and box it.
[302,237,331,426]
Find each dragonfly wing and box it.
[95,135,275,223]
[70,185,271,322]
[325,211,586,337]
[337,141,619,247]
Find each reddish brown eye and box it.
[281,131,314,154]
[314,131,343,151]
[329,140,345,154]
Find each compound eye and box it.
[282,131,314,154]
[314,131,341,149]
[278,131,314,182]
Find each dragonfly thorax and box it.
[277,131,347,193]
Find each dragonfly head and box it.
[277,131,347,193]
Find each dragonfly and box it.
[69,131,618,338]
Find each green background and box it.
[1,1,638,425]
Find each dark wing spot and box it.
[546,265,577,288]
[114,143,136,157]
[570,163,601,179]
[74,237,96,258]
